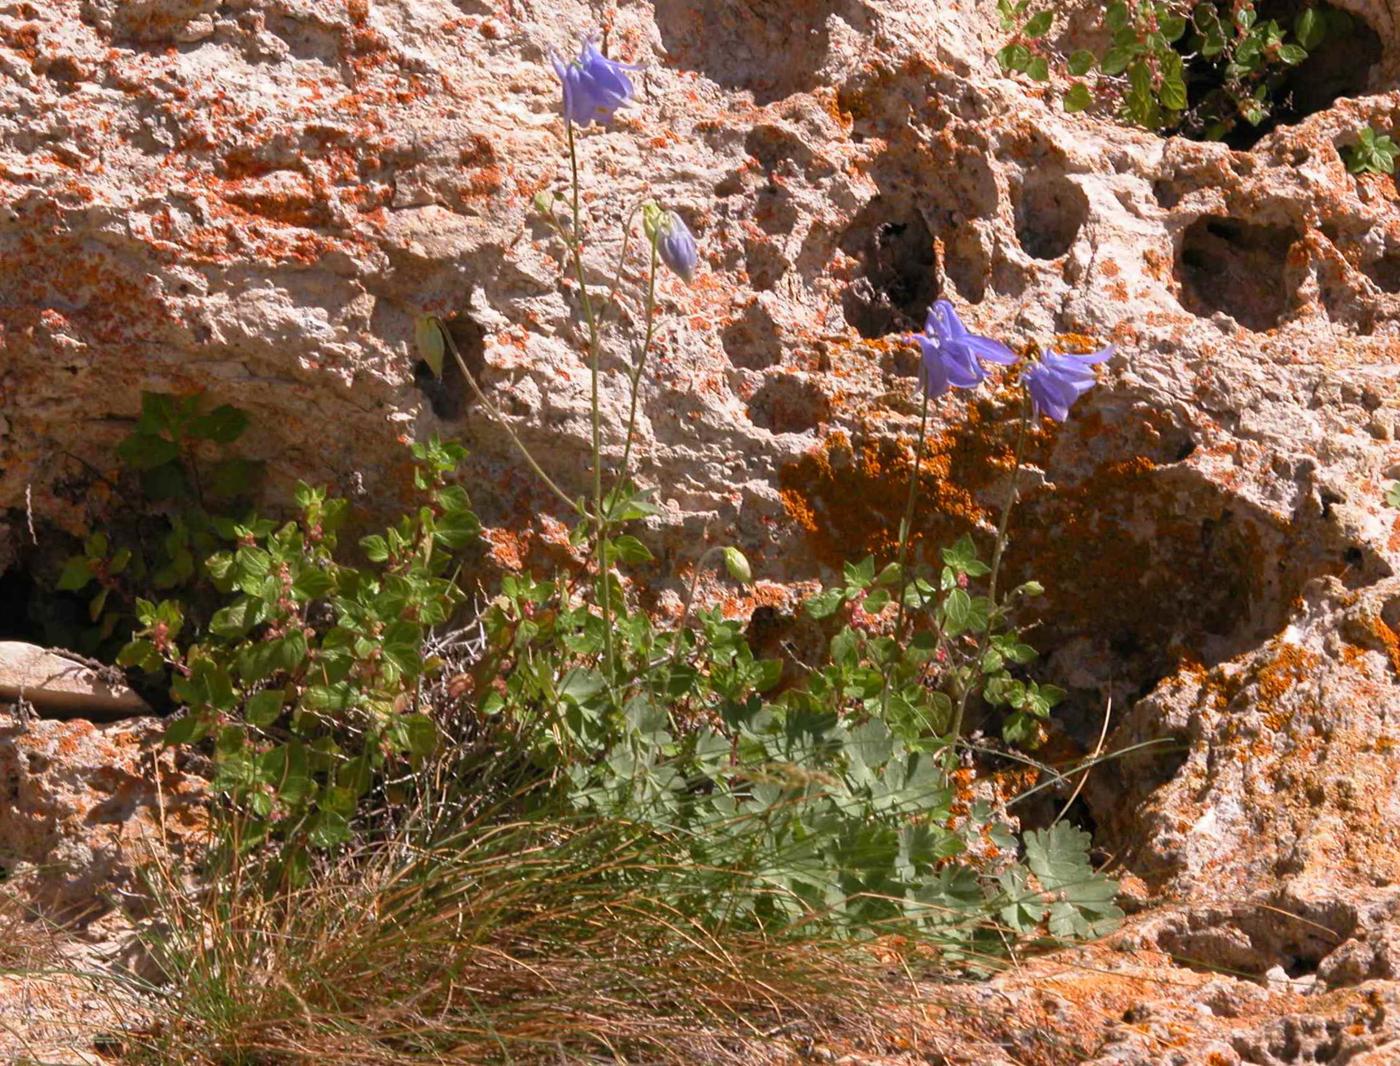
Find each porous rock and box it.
[0,714,206,923]
[2,0,1399,1054]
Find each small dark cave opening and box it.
[838,199,938,339]
[415,313,483,421]
[0,533,92,650]
[1013,175,1089,261]
[0,561,39,640]
[1177,215,1300,331]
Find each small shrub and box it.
[999,1,1349,143]
[122,438,478,863]
[1345,126,1399,176]
[54,391,260,656]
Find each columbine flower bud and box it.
[643,203,699,283]
[721,546,752,585]
[532,190,556,217]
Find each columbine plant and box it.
[415,36,1122,945]
[440,34,695,690]
[867,300,1115,749]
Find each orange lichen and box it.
[1367,615,1400,677]
[778,405,1018,570]
[1253,643,1319,716]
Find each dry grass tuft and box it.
[122,806,916,1065]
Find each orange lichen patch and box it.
[481,519,584,577]
[5,226,173,346]
[1054,332,1103,355]
[1251,643,1320,731]
[995,448,1309,694]
[215,172,332,229]
[778,406,1019,570]
[1366,615,1400,677]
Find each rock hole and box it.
[0,562,37,641]
[1283,953,1319,979]
[1013,176,1088,260]
[746,374,832,435]
[1363,249,1400,294]
[754,183,799,237]
[0,546,91,651]
[1176,216,1300,331]
[1153,178,1183,210]
[414,314,481,421]
[839,200,937,339]
[722,300,784,371]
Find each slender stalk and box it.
[988,390,1031,603]
[657,545,724,695]
[891,386,932,643]
[564,118,615,685]
[947,390,1032,751]
[877,384,931,724]
[437,327,581,517]
[611,228,661,512]
[600,202,645,323]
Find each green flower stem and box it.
[600,202,645,322]
[947,389,1032,751]
[611,227,661,514]
[892,386,932,643]
[878,384,931,724]
[657,544,725,694]
[437,326,581,518]
[988,389,1031,604]
[565,118,615,686]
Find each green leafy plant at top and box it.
[998,1,1350,143]
[121,437,479,867]
[1386,481,1400,508]
[1345,126,1399,176]
[54,391,260,656]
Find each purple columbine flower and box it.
[909,300,1017,399]
[550,37,640,128]
[643,203,698,283]
[1024,346,1115,421]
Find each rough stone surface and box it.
[0,713,206,923]
[0,641,152,717]
[3,0,1400,1056]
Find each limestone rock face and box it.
[0,715,205,922]
[3,0,1400,1055]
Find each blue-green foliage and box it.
[102,408,1120,947]
[477,513,1118,949]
